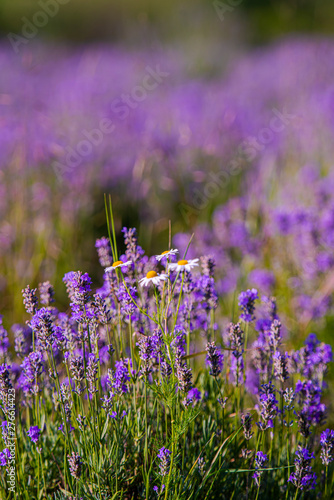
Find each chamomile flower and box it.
[168,258,199,272]
[155,249,179,262]
[105,260,132,272]
[139,271,168,287]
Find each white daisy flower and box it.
[105,260,132,272]
[168,258,199,272]
[155,249,179,262]
[139,270,168,287]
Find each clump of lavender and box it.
[157,447,171,476]
[22,285,38,315]
[238,289,259,322]
[205,341,223,377]
[320,429,334,466]
[27,426,41,444]
[38,281,55,306]
[288,447,317,491]
[68,452,83,479]
[252,451,268,486]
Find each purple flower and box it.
[187,387,201,402]
[122,227,145,264]
[115,283,138,318]
[20,351,43,395]
[288,447,316,491]
[171,328,186,357]
[0,448,11,466]
[273,351,289,383]
[175,355,192,393]
[257,382,278,430]
[294,334,332,382]
[27,426,41,443]
[194,275,218,311]
[157,447,171,476]
[95,237,113,268]
[230,353,244,386]
[22,285,38,315]
[295,379,326,426]
[205,341,223,377]
[0,364,13,407]
[93,294,111,324]
[86,354,99,395]
[137,334,158,377]
[252,451,268,486]
[63,271,92,321]
[68,452,82,478]
[29,308,56,348]
[38,281,55,306]
[200,256,216,278]
[107,358,132,394]
[238,289,259,322]
[320,429,334,466]
[228,322,244,358]
[241,413,253,440]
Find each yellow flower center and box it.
[177,259,188,266]
[112,260,123,267]
[146,270,158,279]
[161,250,170,255]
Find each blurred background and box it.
[1,0,334,362]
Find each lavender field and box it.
[1,10,334,498]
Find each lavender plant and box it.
[0,204,331,499]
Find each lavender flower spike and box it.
[238,289,259,322]
[288,447,316,491]
[27,426,41,444]
[205,341,223,377]
[320,429,334,466]
[252,451,268,486]
[157,447,171,476]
